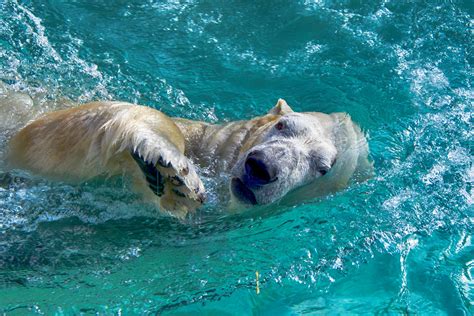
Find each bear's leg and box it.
[7,101,206,218]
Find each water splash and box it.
[0,0,472,314]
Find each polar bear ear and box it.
[268,99,294,115]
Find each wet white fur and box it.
[5,96,372,217]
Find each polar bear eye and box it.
[275,121,285,130]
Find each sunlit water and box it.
[0,0,472,314]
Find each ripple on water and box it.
[0,0,473,314]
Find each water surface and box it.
[0,0,472,314]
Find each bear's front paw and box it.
[131,150,206,217]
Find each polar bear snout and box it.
[230,149,280,206]
[230,177,257,205]
[244,150,278,188]
[230,144,296,206]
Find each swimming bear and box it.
[7,99,372,218]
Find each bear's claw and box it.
[157,156,172,168]
[131,150,164,196]
[130,150,206,215]
[170,175,185,186]
[172,188,186,197]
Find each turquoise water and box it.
[0,0,472,314]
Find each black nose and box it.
[244,151,277,186]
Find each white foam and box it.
[14,0,62,62]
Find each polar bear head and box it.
[230,99,340,206]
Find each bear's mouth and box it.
[231,177,257,205]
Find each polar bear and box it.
[7,99,372,218]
